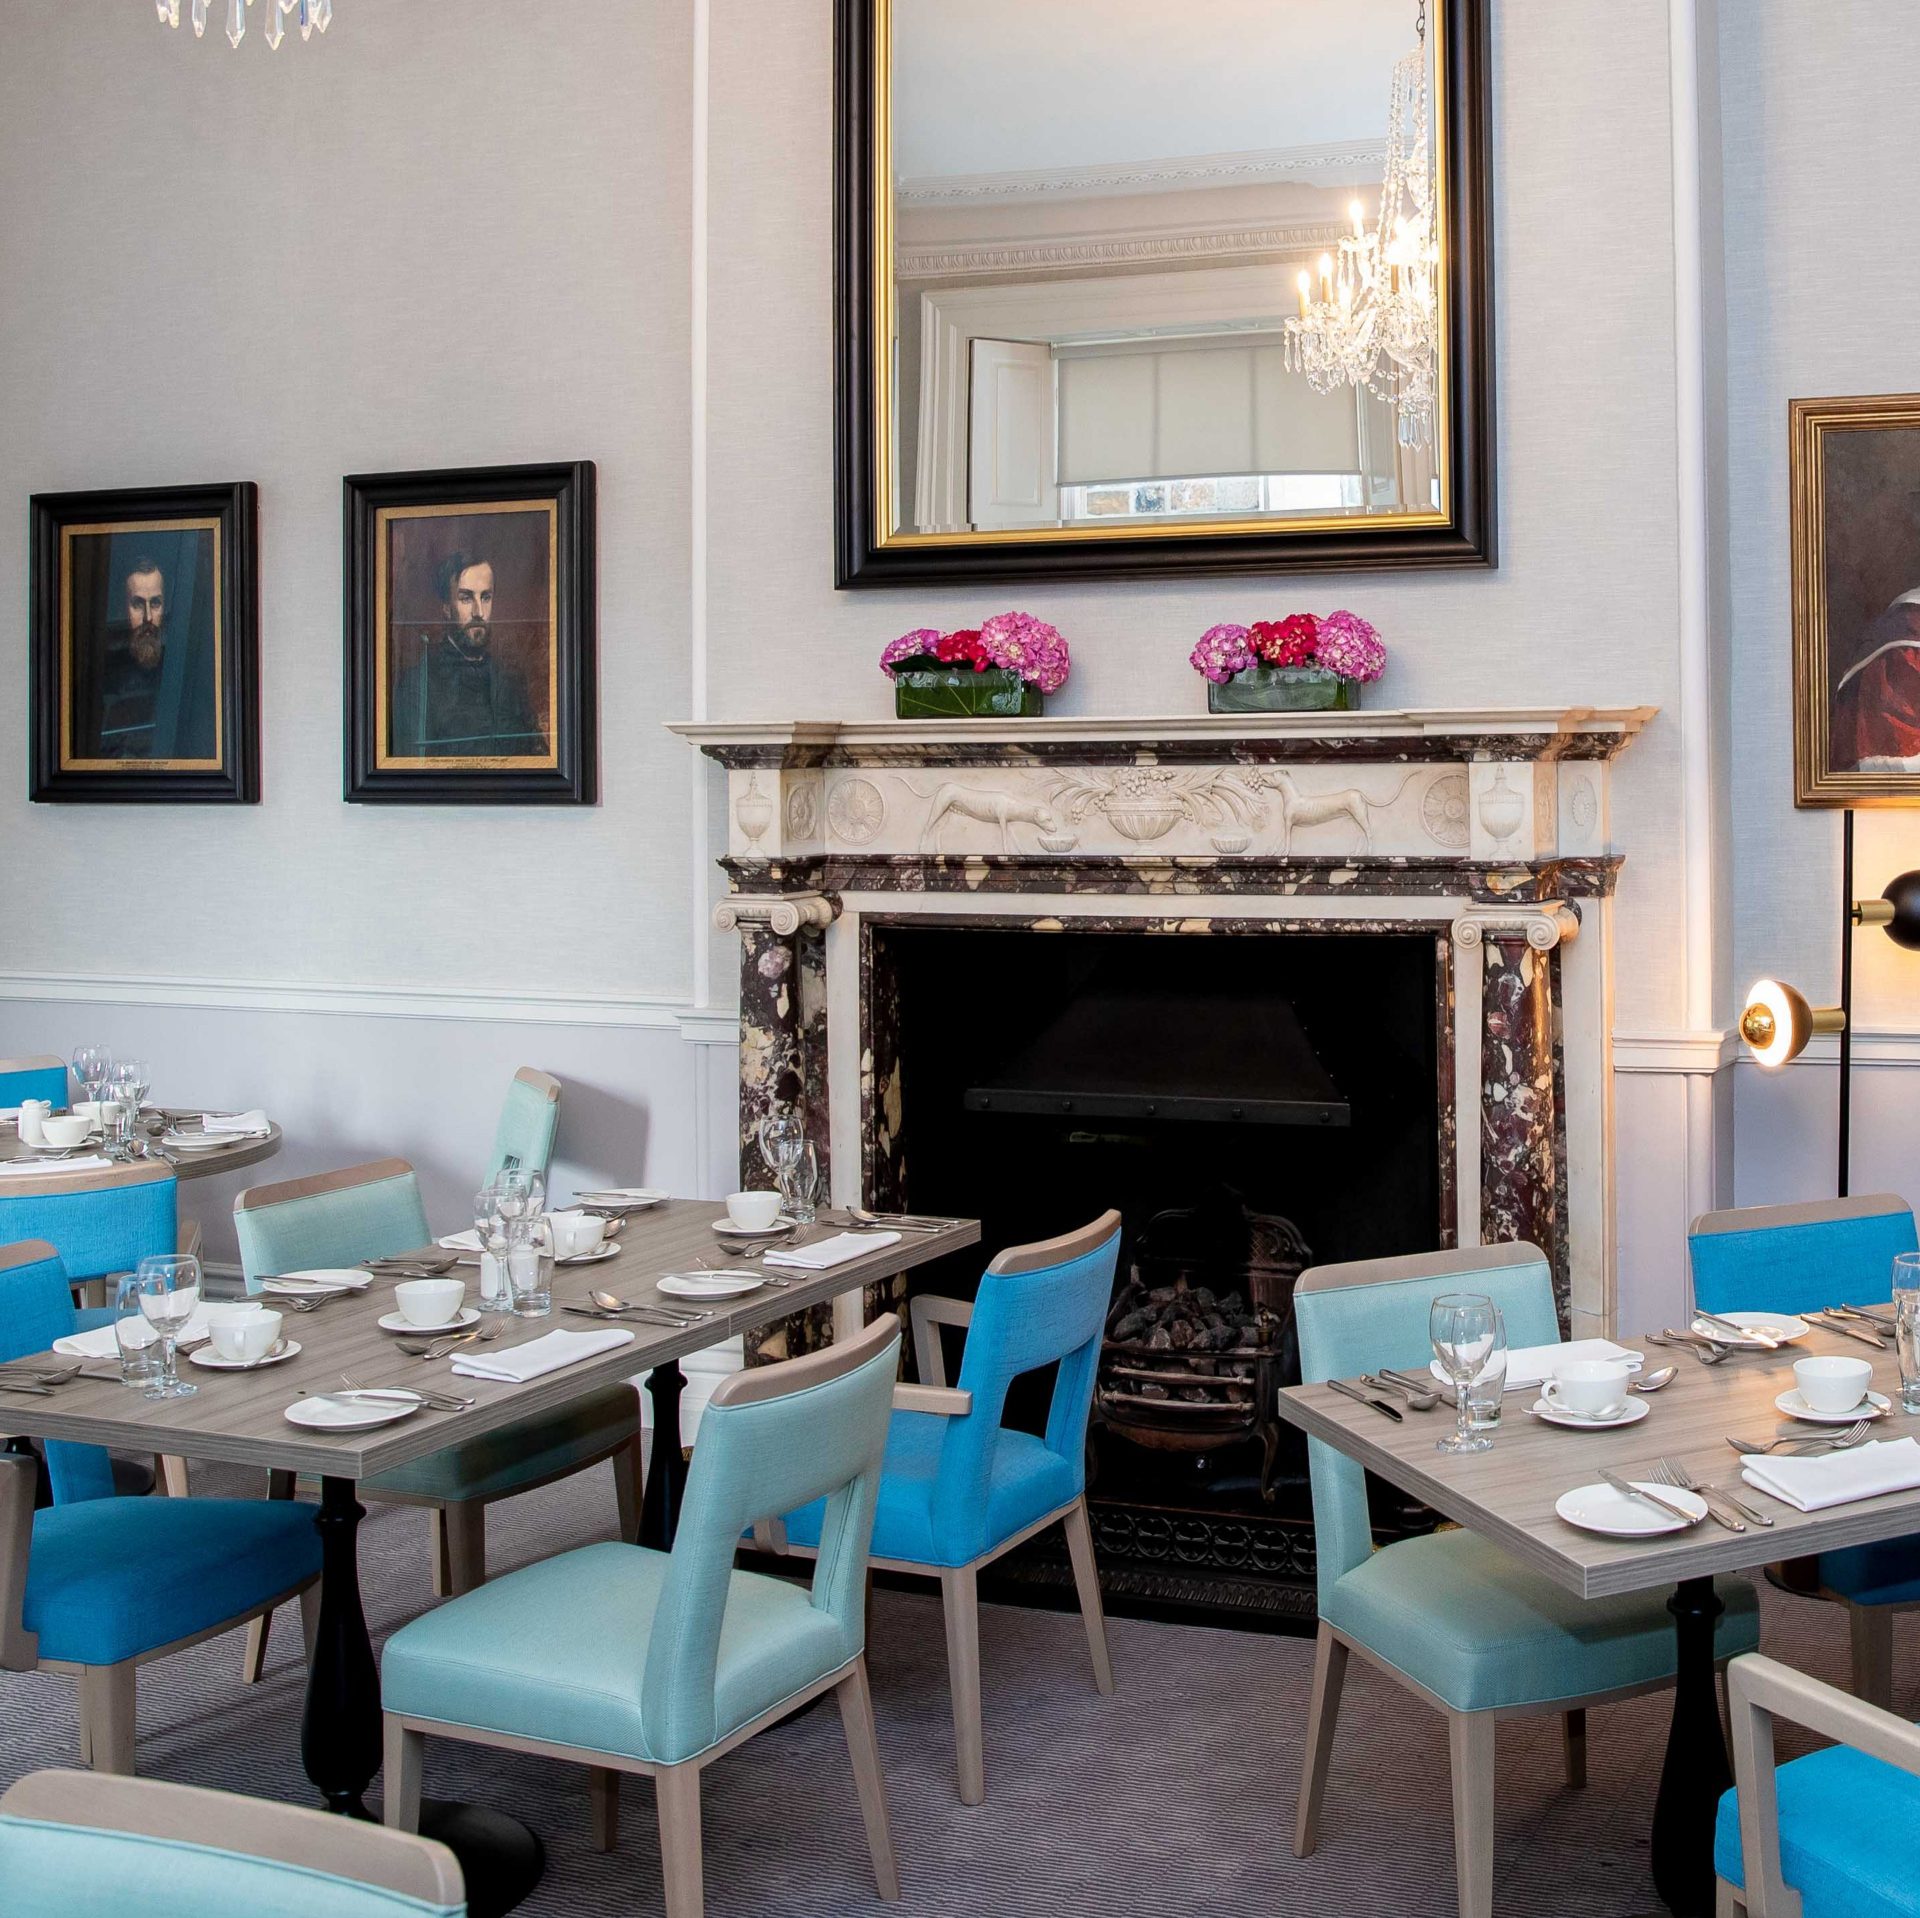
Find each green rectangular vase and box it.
[1206,665,1355,714]
[893,666,1044,718]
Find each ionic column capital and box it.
[1450,902,1581,953]
[712,891,840,937]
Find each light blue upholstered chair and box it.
[383,1312,904,1918]
[774,1210,1121,1804]
[0,1160,193,1311]
[1294,1242,1761,1918]
[1716,1652,1920,1918]
[484,1067,561,1185]
[0,1057,68,1110]
[0,1239,322,1773]
[0,1768,464,1918]
[1691,1194,1920,1706]
[234,1159,642,1609]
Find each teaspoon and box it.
[1631,1364,1679,1393]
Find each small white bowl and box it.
[394,1278,467,1327]
[726,1190,783,1231]
[1793,1354,1876,1415]
[38,1114,92,1147]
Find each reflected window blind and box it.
[1056,334,1358,484]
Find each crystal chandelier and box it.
[1284,0,1440,447]
[156,0,332,51]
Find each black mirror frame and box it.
[833,0,1495,589]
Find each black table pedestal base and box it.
[1650,1575,1732,1917]
[419,1800,545,1918]
[639,1360,689,1549]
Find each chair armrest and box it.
[1727,1653,1920,1918]
[0,1450,40,1670]
[177,1218,203,1260]
[892,1383,972,1418]
[909,1294,974,1389]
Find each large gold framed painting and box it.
[1793,393,1920,807]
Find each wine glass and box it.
[109,1058,151,1156]
[71,1045,111,1108]
[134,1253,202,1399]
[1429,1291,1497,1455]
[757,1106,806,1214]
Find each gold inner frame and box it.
[373,498,561,772]
[870,0,1456,550]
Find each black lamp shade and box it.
[1883,871,1920,951]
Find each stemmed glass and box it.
[1894,1253,1920,1414]
[757,1106,806,1216]
[1430,1291,1498,1455]
[134,1253,201,1399]
[71,1046,112,1110]
[478,1169,536,1314]
[108,1058,151,1156]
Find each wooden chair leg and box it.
[1446,1711,1496,1918]
[655,1764,704,1918]
[837,1657,901,1900]
[1561,1706,1587,1788]
[614,1433,645,1545]
[1715,1879,1745,1917]
[383,1720,424,1832]
[157,1456,190,1498]
[240,1611,272,1685]
[1061,1497,1114,1695]
[80,1665,137,1775]
[299,1580,321,1662]
[939,1563,986,1805]
[430,1508,452,1598]
[1293,1623,1349,1858]
[590,1767,619,1852]
[442,1502,487,1597]
[1849,1604,1895,1709]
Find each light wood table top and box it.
[1276,1320,1920,1599]
[0,1202,977,1481]
[0,1110,283,1181]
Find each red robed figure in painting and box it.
[1832,588,1920,766]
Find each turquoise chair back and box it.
[0,1058,68,1109]
[0,1163,176,1289]
[0,1241,114,1504]
[642,1313,901,1764]
[928,1213,1121,1564]
[484,1069,560,1185]
[1689,1194,1916,1318]
[234,1158,430,1295]
[1295,1242,1558,1612]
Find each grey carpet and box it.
[0,1463,1900,1916]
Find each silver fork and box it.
[1656,1454,1765,1530]
[341,1373,474,1413]
[1727,1418,1872,1456]
[398,1321,508,1362]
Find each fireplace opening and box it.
[867,921,1450,1630]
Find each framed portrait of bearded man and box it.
[344,461,597,804]
[30,481,259,803]
[1793,394,1920,805]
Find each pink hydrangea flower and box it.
[1315,609,1387,683]
[1189,623,1255,684]
[880,628,942,677]
[981,611,1071,694]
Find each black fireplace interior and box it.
[873,923,1446,1630]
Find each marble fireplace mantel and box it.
[674,707,1658,1348]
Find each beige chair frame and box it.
[1,1767,462,1906]
[1291,1242,1745,1918]
[1715,1651,1920,1917]
[384,1315,905,1918]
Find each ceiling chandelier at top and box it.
[1283,0,1440,448]
[156,0,333,50]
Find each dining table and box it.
[1275,1313,1920,1918]
[0,1107,283,1180]
[0,1197,978,1918]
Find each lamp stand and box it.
[1838,808,1855,1198]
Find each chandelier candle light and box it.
[156,0,332,50]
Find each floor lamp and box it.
[1738,812,1920,1196]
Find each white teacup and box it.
[545,1210,607,1259]
[69,1101,102,1126]
[1794,1354,1874,1414]
[1543,1357,1633,1420]
[394,1278,467,1327]
[206,1304,282,1363]
[726,1190,782,1230]
[38,1114,92,1147]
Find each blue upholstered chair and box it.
[383,1312,904,1918]
[0,1160,192,1310]
[234,1159,642,1606]
[1716,1652,1920,1918]
[0,1768,464,1917]
[1690,1194,1920,1707]
[774,1210,1121,1805]
[1293,1242,1761,1918]
[0,1239,322,1773]
[484,1067,561,1185]
[0,1057,68,1110]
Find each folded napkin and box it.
[1429,1337,1644,1395]
[451,1325,635,1382]
[54,1308,213,1358]
[200,1109,271,1138]
[764,1229,901,1272]
[437,1229,484,1252]
[1741,1436,1920,1512]
[0,1154,113,1179]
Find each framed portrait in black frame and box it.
[344,461,597,805]
[30,482,259,803]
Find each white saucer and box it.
[1530,1396,1650,1431]
[555,1243,621,1267]
[262,1269,373,1296]
[1555,1480,1707,1537]
[161,1131,244,1151]
[378,1306,481,1336]
[285,1393,421,1431]
[1774,1387,1891,1424]
[190,1339,302,1371]
[711,1217,794,1239]
[1692,1310,1810,1348]
[658,1271,765,1300]
[574,1188,668,1208]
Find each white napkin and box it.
[437,1230,484,1251]
[54,1308,213,1358]
[1740,1436,1920,1512]
[764,1229,902,1272]
[200,1109,270,1137]
[1429,1337,1644,1395]
[0,1154,114,1179]
[451,1326,635,1382]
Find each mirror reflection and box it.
[885,0,1446,540]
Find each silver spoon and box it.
[1361,1371,1438,1411]
[1631,1364,1679,1392]
[588,1289,707,1325]
[1727,1418,1873,1456]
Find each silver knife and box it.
[1600,1468,1707,1527]
[1695,1311,1783,1350]
[1326,1377,1403,1422]
[1810,1311,1888,1348]
[1706,1482,1773,1528]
